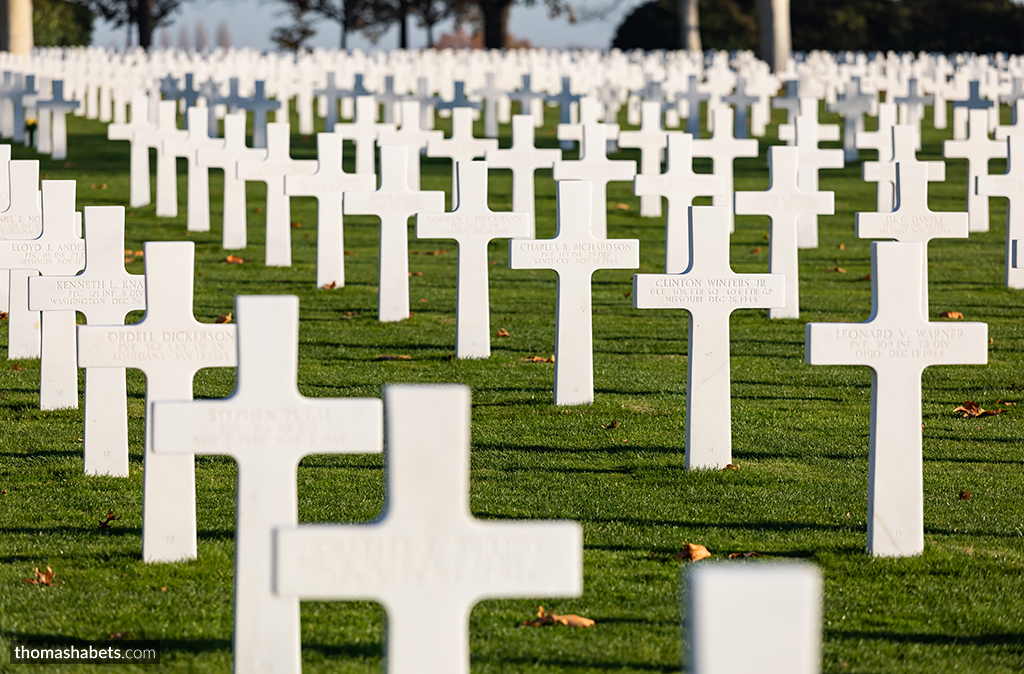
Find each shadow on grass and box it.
[0,449,83,459]
[827,629,1024,651]
[481,655,677,673]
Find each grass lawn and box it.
[0,99,1022,673]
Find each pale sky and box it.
[91,0,647,52]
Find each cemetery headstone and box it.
[943,108,1005,233]
[484,114,560,237]
[553,123,636,239]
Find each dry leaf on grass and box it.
[98,510,120,531]
[728,551,762,559]
[24,566,62,586]
[721,463,740,471]
[377,355,412,361]
[859,273,871,281]
[224,255,244,264]
[520,606,595,628]
[409,271,424,277]
[826,267,847,273]
[675,542,711,562]
[344,250,355,256]
[939,311,964,319]
[291,221,302,228]
[0,311,8,320]
[601,420,620,429]
[215,313,233,324]
[623,290,632,298]
[838,243,845,250]
[953,401,1005,418]
[959,490,972,500]
[523,355,555,363]
[322,281,338,290]
[614,203,630,210]
[10,362,22,371]
[750,247,761,255]
[495,328,510,337]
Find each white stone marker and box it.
[687,562,822,674]
[618,101,669,218]
[633,206,784,469]
[634,132,724,274]
[275,384,582,674]
[828,76,876,162]
[722,77,758,140]
[692,107,759,234]
[735,146,834,319]
[164,107,223,234]
[137,101,186,219]
[864,126,944,215]
[857,161,968,317]
[944,108,1006,233]
[78,242,236,562]
[427,107,498,203]
[856,103,898,213]
[285,133,376,288]
[952,81,993,141]
[510,181,638,405]
[806,242,987,556]
[152,294,383,674]
[784,109,844,248]
[484,114,560,238]
[35,80,79,161]
[378,100,442,191]
[416,161,529,359]
[977,133,1024,289]
[0,181,84,410]
[344,145,445,322]
[30,206,144,477]
[333,95,395,176]
[553,124,636,239]
[238,122,316,267]
[198,112,268,250]
[0,159,42,359]
[107,94,154,208]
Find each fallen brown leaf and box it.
[859,273,871,281]
[996,399,1016,406]
[291,221,302,228]
[827,267,847,273]
[0,311,8,320]
[409,271,423,277]
[721,463,740,471]
[614,203,629,210]
[99,510,120,531]
[750,247,761,254]
[939,311,964,319]
[728,551,762,559]
[10,362,22,371]
[344,250,355,256]
[838,243,846,250]
[953,401,1005,418]
[495,328,510,337]
[0,489,7,495]
[134,250,143,257]
[255,207,262,214]
[675,542,711,562]
[322,281,337,290]
[520,606,595,628]
[24,565,62,586]
[344,311,360,316]
[523,355,555,363]
[377,355,412,361]
[958,490,971,500]
[601,420,620,429]
[623,290,632,298]
[215,313,233,324]
[419,298,428,303]
[224,255,244,264]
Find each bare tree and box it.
[680,0,700,52]
[195,19,208,51]
[757,0,791,72]
[178,22,190,50]
[72,0,184,48]
[216,19,231,48]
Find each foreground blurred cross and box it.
[806,242,987,556]
[275,384,583,674]
[78,242,236,561]
[633,206,784,469]
[510,181,639,405]
[30,206,144,477]
[152,295,383,673]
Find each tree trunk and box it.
[758,0,791,73]
[137,0,153,49]
[8,0,32,56]
[425,21,434,48]
[480,0,510,49]
[680,0,700,52]
[340,15,347,50]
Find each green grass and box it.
[0,101,1023,673]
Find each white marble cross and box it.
[416,161,529,359]
[735,145,834,319]
[35,80,79,161]
[977,133,1024,289]
[107,94,154,208]
[435,81,481,114]
[333,95,395,176]
[164,106,223,233]
[618,101,668,217]
[692,107,759,234]
[135,101,186,219]
[634,132,723,273]
[864,125,944,215]
[484,114,560,237]
[943,108,1006,233]
[779,104,844,248]
[344,145,445,322]
[238,122,317,267]
[376,75,404,124]
[0,181,84,411]
[677,75,710,135]
[0,159,42,359]
[553,124,636,239]
[547,76,583,150]
[828,76,876,162]
[427,107,497,204]
[722,77,758,140]
[314,72,344,131]
[152,294,383,673]
[274,383,582,674]
[509,74,546,126]
[377,100,442,191]
[285,133,376,288]
[633,206,784,469]
[952,80,993,141]
[241,80,280,149]
[30,206,144,477]
[78,241,235,562]
[510,180,638,405]
[856,102,898,212]
[557,96,620,151]
[687,562,822,674]
[474,72,504,138]
[198,112,268,250]
[806,241,987,556]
